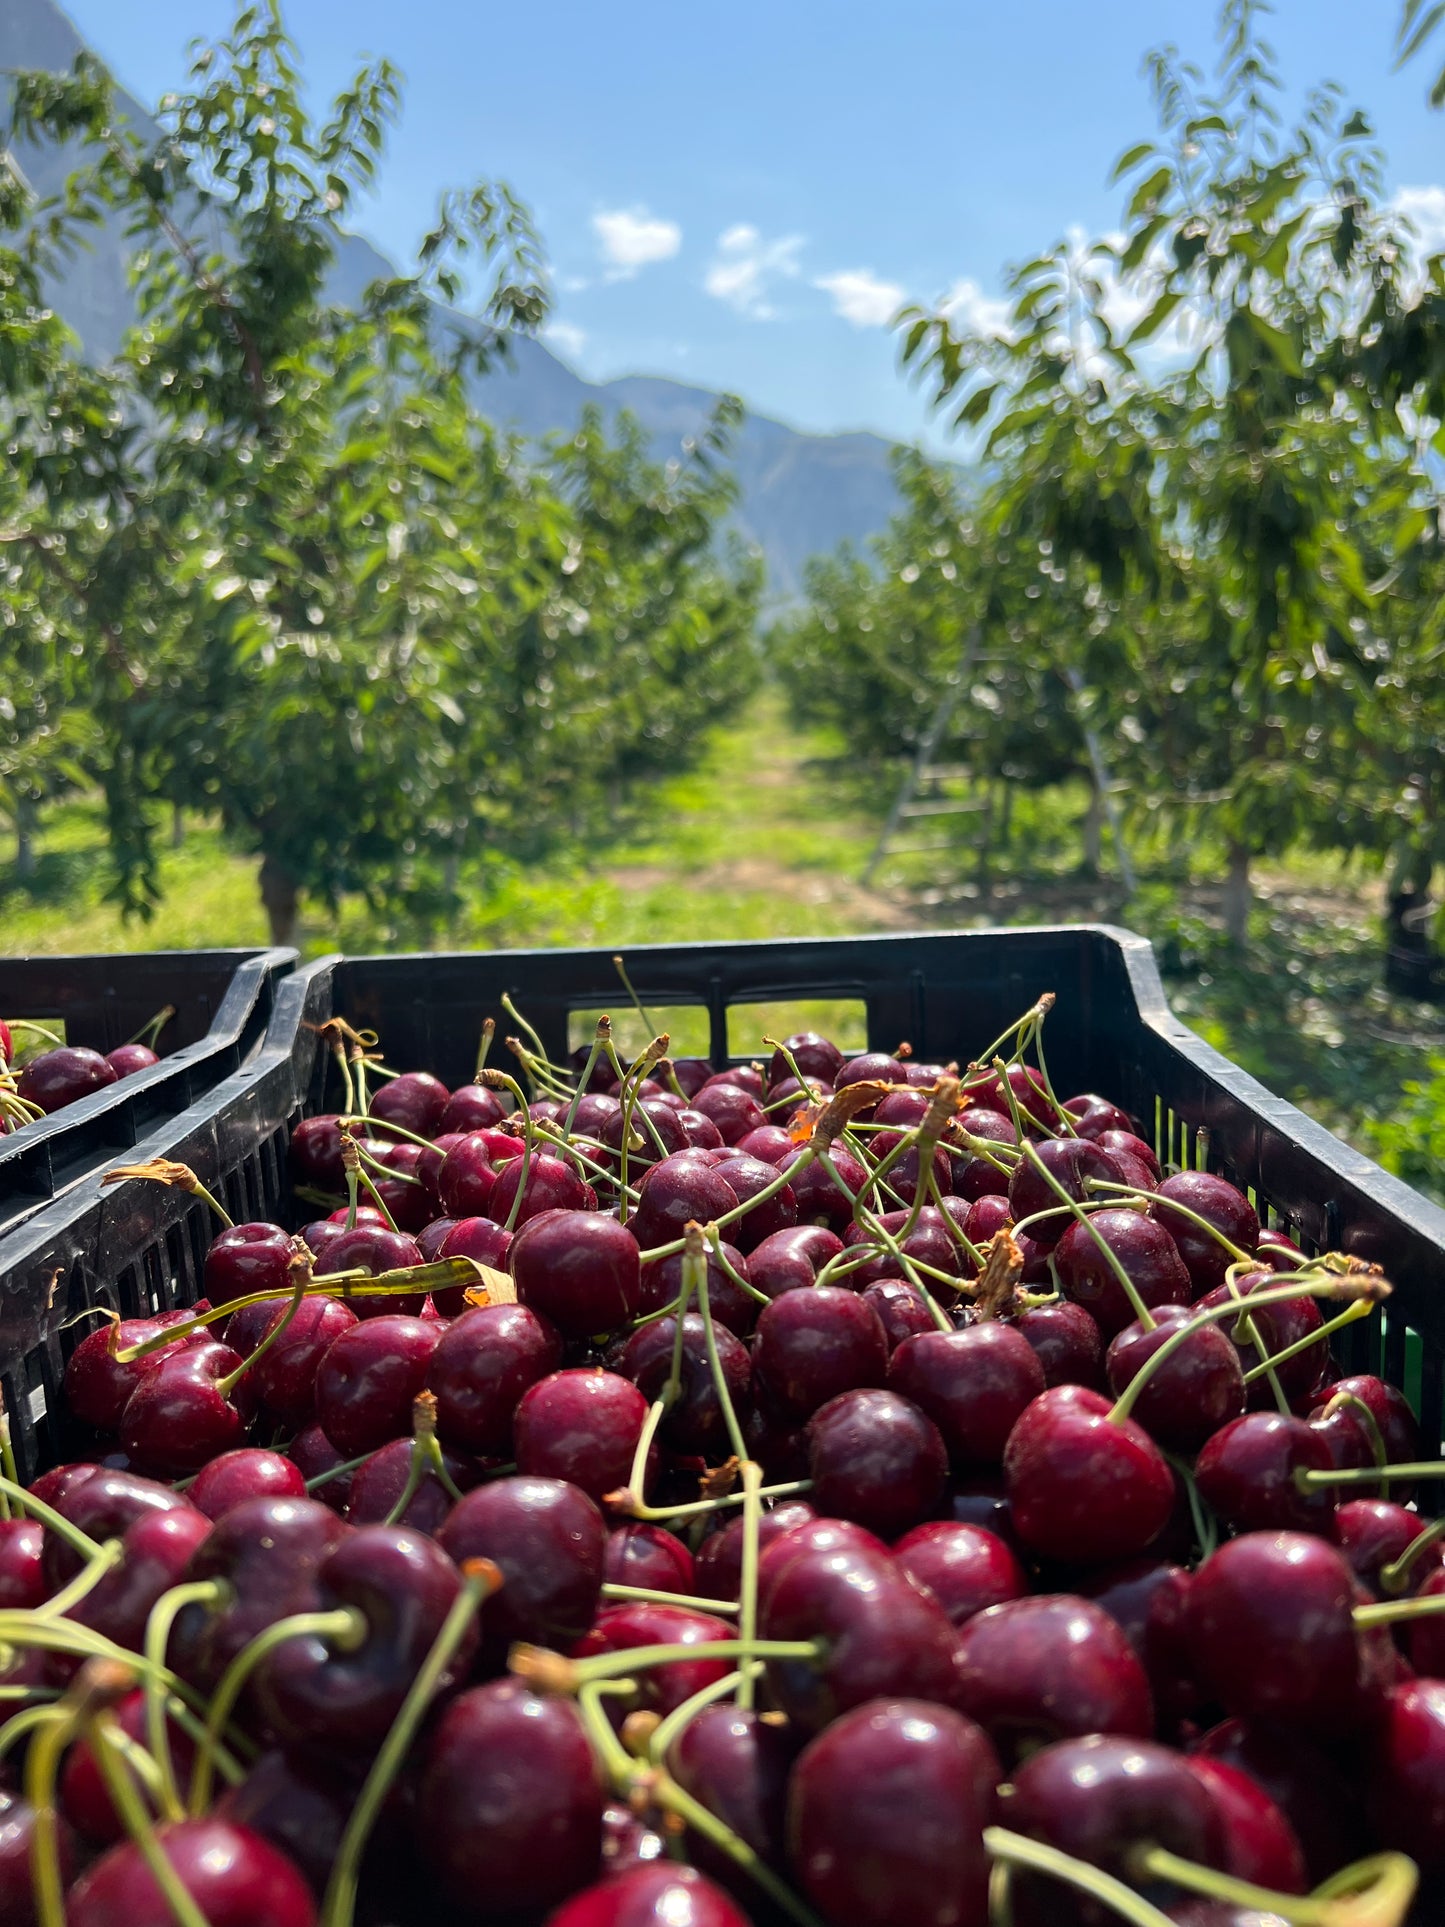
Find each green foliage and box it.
[1355,1056,1445,1200]
[0,1,758,940]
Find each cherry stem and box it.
[1380,1517,1445,1596]
[500,993,555,1087]
[1021,1138,1156,1331]
[90,1713,211,1927]
[652,1761,824,1927]
[984,1826,1177,1926]
[619,1397,670,1516]
[1239,1301,1373,1386]
[612,954,656,1037]
[474,1016,495,1077]
[126,1005,176,1051]
[144,1580,227,1822]
[686,1225,749,1468]
[737,1458,762,1711]
[0,1473,103,1561]
[101,1162,234,1229]
[1306,1463,1445,1492]
[319,1561,499,1927]
[216,1249,311,1399]
[642,1149,818,1263]
[648,1666,750,1761]
[821,1155,951,1334]
[36,1540,125,1620]
[1027,1006,1071,1135]
[1136,1844,1417,1927]
[337,1113,435,1153]
[24,1705,77,1927]
[189,1607,364,1816]
[600,1583,738,1615]
[703,1225,771,1306]
[535,1120,641,1200]
[609,1477,810,1525]
[303,1450,374,1492]
[382,1392,465,1525]
[562,1017,612,1138]
[1088,1180,1252,1264]
[565,1638,822,1688]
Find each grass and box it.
[2,687,1442,1198]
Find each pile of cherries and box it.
[0,1007,173,1133]
[1,992,1442,1927]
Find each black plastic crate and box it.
[0,926,1441,1483]
[0,949,296,1230]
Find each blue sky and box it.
[52,0,1445,448]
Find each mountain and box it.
[0,0,904,600]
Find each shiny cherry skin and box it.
[667,1703,792,1893]
[604,1522,695,1596]
[1334,1499,1435,1598]
[434,1214,514,1313]
[438,1081,508,1134]
[416,1679,604,1914]
[249,1294,357,1425]
[888,1324,1045,1471]
[344,1435,478,1533]
[1004,1734,1227,1927]
[693,1501,817,1604]
[288,1116,358,1193]
[1315,1373,1420,1464]
[546,1864,749,1927]
[806,1389,948,1539]
[214,1750,355,1901]
[53,1506,211,1668]
[576,1602,735,1720]
[1007,1138,1128,1249]
[893,1520,1027,1626]
[438,1474,605,1657]
[285,1426,355,1512]
[0,1520,45,1611]
[416,1217,458,1261]
[756,1519,889,1603]
[1181,1755,1307,1894]
[864,1279,940,1352]
[63,1318,190,1431]
[368,1069,449,1137]
[488,1149,593,1227]
[1012,1300,1105,1390]
[712,1153,797,1250]
[202,1223,295,1309]
[759,1545,958,1735]
[752,1287,887,1419]
[1097,1129,1162,1178]
[1197,1273,1327,1410]
[746,1225,845,1299]
[313,1314,441,1457]
[676,1106,726,1150]
[778,1145,869,1234]
[436,1135,499,1219]
[1053,1211,1191,1336]
[119,1340,252,1477]
[42,1469,188,1586]
[952,1593,1154,1765]
[1307,1396,1378,1472]
[1003,1385,1176,1564]
[105,1042,159,1078]
[771,1032,845,1086]
[627,1153,740,1250]
[1368,1679,1445,1877]
[66,1819,315,1927]
[1105,1306,1246,1452]
[949,1108,1018,1200]
[1185,1531,1393,1737]
[690,1081,767,1145]
[1075,1559,1200,1729]
[188,1450,306,1520]
[255,1523,472,1747]
[426,1301,561,1456]
[513,1368,651,1507]
[788,1697,998,1927]
[734,1124,794,1164]
[841,1207,968,1290]
[615,1314,752,1457]
[510,1209,641,1339]
[971,1064,1058,1131]
[60,1688,196,1845]
[321,1225,426,1319]
[1190,1717,1367,1888]
[16,1046,117,1114]
[1151,1173,1260,1295]
[1193,1413,1338,1538]
[1063,1093,1133,1138]
[637,1242,757,1335]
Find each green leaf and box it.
[1245,310,1304,375]
[1109,142,1156,184]
[1126,166,1174,220]
[1128,288,1184,345]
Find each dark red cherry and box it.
[951,1594,1154,1764]
[1053,1210,1191,1336]
[949,1107,1018,1200]
[344,1434,478,1533]
[637,1242,757,1336]
[513,1368,651,1507]
[16,1046,117,1114]
[1316,1374,1420,1465]
[54,1505,211,1666]
[604,1522,694,1596]
[321,1225,426,1319]
[284,1426,356,1513]
[893,1520,1028,1626]
[249,1294,357,1425]
[417,1679,604,1914]
[416,1217,458,1261]
[806,1389,947,1539]
[1192,1716,1368,1888]
[63,1318,190,1431]
[1197,1273,1326,1410]
[666,1703,791,1895]
[438,1082,508,1135]
[971,1063,1058,1132]
[434,1214,513,1314]
[119,1340,252,1477]
[0,1520,45,1611]
[545,1864,749,1927]
[1012,1299,1105,1390]
[841,1206,968,1291]
[756,1518,888,1602]
[1151,1173,1260,1295]
[439,1475,605,1658]
[1097,1129,1161,1178]
[289,1116,358,1192]
[1368,1679,1445,1877]
[690,1081,766,1145]
[1007,1139,1128,1250]
[368,1069,449,1137]
[778,1145,868,1234]
[215,1750,355,1901]
[60,1688,196,1845]
[1003,1385,1176,1564]
[576,1602,734,1721]
[614,1314,752,1457]
[1334,1499,1436,1598]
[203,1223,295,1309]
[1064,1093,1133,1138]
[693,1501,818,1604]
[752,1287,887,1419]
[1181,1755,1307,1895]
[734,1124,794,1165]
[712,1153,797,1250]
[105,1042,159,1077]
[835,1052,910,1101]
[1105,1306,1246,1452]
[888,1324,1045,1471]
[770,1033,845,1086]
[863,1279,939,1352]
[788,1697,998,1927]
[188,1450,306,1520]
[509,1209,641,1338]
[675,1106,725,1149]
[746,1225,845,1299]
[628,1153,740,1250]
[1193,1413,1338,1538]
[436,1134,499,1219]
[65,1819,315,1927]
[313,1314,441,1457]
[426,1302,561,1456]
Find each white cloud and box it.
[545,321,587,360]
[815,268,906,329]
[1393,185,1445,256]
[704,225,804,319]
[939,276,1013,340]
[592,207,681,280]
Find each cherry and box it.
[63,1317,191,1431]
[439,1475,605,1658]
[29,1461,100,1510]
[867,1133,955,1210]
[1053,1210,1191,1335]
[893,1520,1028,1626]
[949,1107,1018,1200]
[690,1080,767,1144]
[767,1073,832,1118]
[488,1147,593,1227]
[1196,1274,1326,1410]
[313,1314,441,1457]
[106,1041,160,1077]
[427,1301,561,1455]
[1405,1568,1445,1674]
[215,1750,356,1900]
[628,1153,740,1250]
[1013,1300,1105,1390]
[1150,1173,1260,1295]
[747,1225,845,1299]
[1064,1093,1134,1138]
[1184,1531,1393,1736]
[778,1144,869,1234]
[604,1521,695,1596]
[1076,1558,1201,1729]
[417,1678,604,1915]
[545,1865,749,1927]
[676,1106,725,1149]
[842,1206,968,1290]
[291,1115,369,1192]
[513,1368,651,1507]
[1007,1138,1128,1249]
[1003,1385,1175,1564]
[16,1045,117,1113]
[1193,1413,1339,1538]
[359,1141,434,1233]
[66,1819,315,1927]
[806,1388,947,1539]
[734,1123,795,1164]
[1181,1756,1307,1895]
[693,1501,817,1604]
[345,1434,479,1533]
[576,1601,735,1720]
[436,1134,499,1219]
[614,1314,752,1457]
[953,1593,1154,1763]
[188,1449,306,1520]
[888,1324,1045,1471]
[119,1339,253,1476]
[1315,1374,1420,1465]
[788,1697,998,1927]
[771,1032,845,1086]
[757,1518,889,1602]
[1307,1396,1378,1471]
[438,1081,508,1134]
[1105,1306,1246,1452]
[1334,1499,1436,1597]
[973,1063,1058,1131]
[434,1214,513,1313]
[1004,1734,1228,1927]
[1368,1678,1445,1877]
[873,1088,931,1129]
[671,1056,717,1097]
[256,1523,472,1748]
[249,1294,358,1425]
[201,1223,294,1308]
[60,1688,196,1845]
[0,1520,45,1610]
[864,1278,939,1352]
[752,1287,887,1419]
[1191,1716,1368,1887]
[712,1152,798,1250]
[637,1242,757,1336]
[667,1703,792,1895]
[322,1224,426,1319]
[509,1209,642,1338]
[1097,1129,1162,1179]
[368,1068,449,1136]
[759,1544,959,1734]
[220,1293,284,1361]
[54,1505,212,1667]
[286,1425,356,1513]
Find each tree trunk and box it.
[259,855,300,948]
[1222,842,1252,947]
[1082,781,1103,879]
[14,799,36,880]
